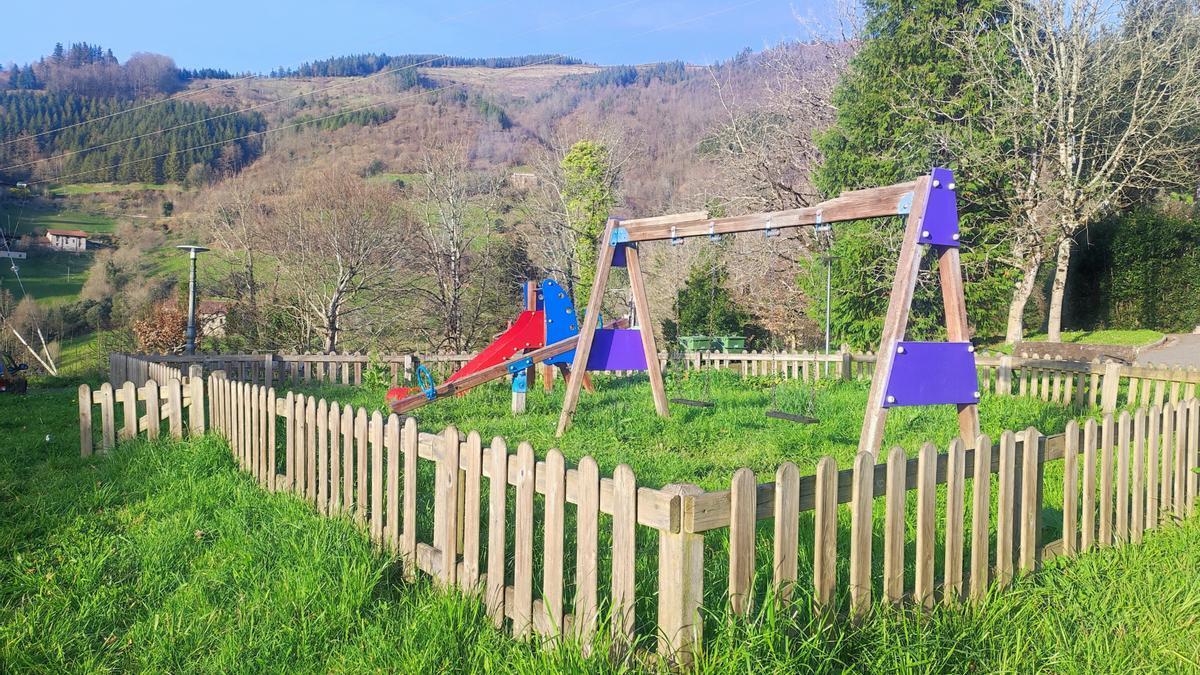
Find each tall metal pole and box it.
[824,256,832,359]
[176,245,209,355]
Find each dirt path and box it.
[1136,334,1200,368]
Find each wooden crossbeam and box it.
[616,181,917,243]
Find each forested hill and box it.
[0,92,266,184]
[272,53,583,77]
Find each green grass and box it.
[985,329,1166,354]
[0,204,117,234]
[304,372,1081,489]
[2,383,1198,671]
[1,250,93,305]
[48,182,182,196]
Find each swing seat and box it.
[670,397,714,408]
[765,409,819,424]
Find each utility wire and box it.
[1,0,649,175]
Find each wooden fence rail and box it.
[80,362,1199,667]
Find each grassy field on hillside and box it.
[985,329,1166,354]
[48,183,181,196]
[0,204,116,234]
[2,384,1197,672]
[1,250,92,305]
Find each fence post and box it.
[657,483,704,668]
[99,383,115,452]
[840,345,852,381]
[1100,361,1122,414]
[78,384,94,457]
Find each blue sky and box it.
[3,0,834,72]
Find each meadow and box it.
[2,381,1198,672]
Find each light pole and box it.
[176,245,209,355]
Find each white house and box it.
[46,229,88,252]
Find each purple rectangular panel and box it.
[611,243,630,268]
[918,167,960,247]
[586,329,648,371]
[883,341,979,407]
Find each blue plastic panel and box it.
[883,341,979,407]
[541,278,579,367]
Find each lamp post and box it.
[176,245,209,355]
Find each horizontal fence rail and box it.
[80,360,1200,668]
[113,349,1200,416]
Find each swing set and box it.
[554,167,982,457]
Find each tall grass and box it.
[2,385,1194,672]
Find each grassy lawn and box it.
[303,372,1082,489]
[1,383,1197,672]
[48,182,182,197]
[985,329,1166,354]
[1,250,92,305]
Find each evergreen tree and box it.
[810,0,1015,347]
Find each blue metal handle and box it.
[416,365,437,400]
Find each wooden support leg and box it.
[937,245,982,445]
[542,364,555,393]
[859,176,932,457]
[557,219,618,437]
[625,244,669,417]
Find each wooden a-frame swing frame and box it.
[555,169,981,458]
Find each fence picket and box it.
[1161,404,1175,520]
[267,387,277,492]
[371,412,386,545]
[386,415,401,551]
[355,408,368,525]
[1131,408,1145,543]
[317,399,329,513]
[813,457,837,611]
[146,380,161,440]
[943,439,966,604]
[1188,400,1199,515]
[1081,420,1098,550]
[611,463,637,652]
[1116,412,1131,543]
[996,431,1016,588]
[543,448,566,636]
[305,396,317,502]
[403,418,419,579]
[78,384,93,457]
[915,443,937,608]
[1174,402,1187,519]
[729,468,756,616]
[121,381,137,441]
[99,383,115,451]
[1019,428,1041,573]
[328,404,341,511]
[1061,422,1079,557]
[1147,406,1161,531]
[513,442,536,639]
[850,452,874,618]
[486,437,509,626]
[970,434,992,602]
[772,462,800,604]
[883,447,906,604]
[1098,415,1114,547]
[438,426,460,586]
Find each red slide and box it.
[387,310,545,402]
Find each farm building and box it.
[46,229,89,252]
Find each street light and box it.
[175,245,209,355]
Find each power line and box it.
[1,0,649,176]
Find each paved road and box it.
[1136,334,1200,368]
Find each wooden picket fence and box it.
[111,349,1200,417]
[79,364,1200,667]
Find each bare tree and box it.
[407,142,507,351]
[957,0,1200,342]
[268,170,409,352]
